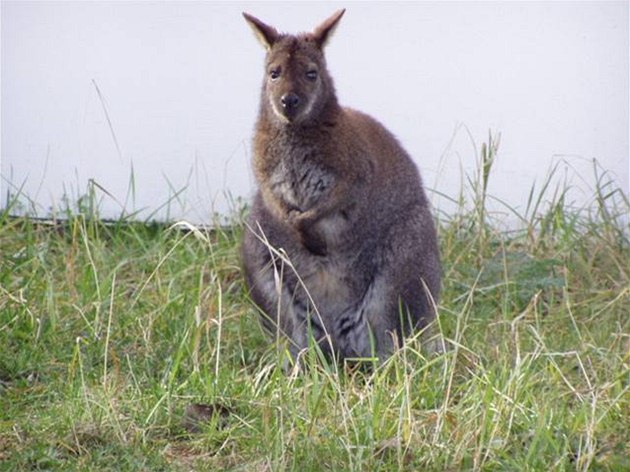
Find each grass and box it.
[1,143,629,470]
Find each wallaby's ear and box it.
[312,9,345,48]
[243,12,279,50]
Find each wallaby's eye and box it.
[306,70,318,81]
[269,69,281,81]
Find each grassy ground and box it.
[1,156,629,470]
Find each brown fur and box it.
[241,10,441,363]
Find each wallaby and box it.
[241,9,441,364]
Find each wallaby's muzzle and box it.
[281,93,300,111]
[272,90,308,123]
[270,92,303,123]
[276,92,302,122]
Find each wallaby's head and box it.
[243,9,345,126]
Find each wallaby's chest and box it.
[266,152,334,212]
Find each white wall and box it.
[2,1,628,225]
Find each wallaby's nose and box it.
[281,93,300,110]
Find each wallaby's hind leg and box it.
[242,222,292,339]
[358,275,440,361]
[242,218,332,363]
[363,215,441,360]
